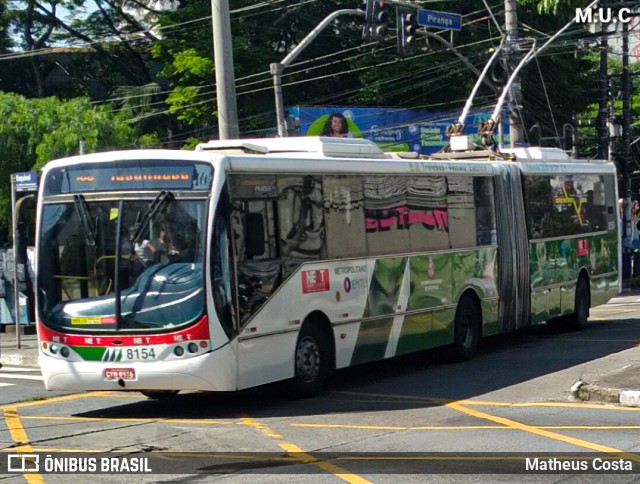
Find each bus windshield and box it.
[38,194,208,333]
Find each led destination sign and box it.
[43,161,213,195]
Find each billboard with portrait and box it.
[288,106,510,155]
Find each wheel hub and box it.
[296,336,320,383]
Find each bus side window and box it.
[447,175,477,249]
[324,176,366,258]
[278,175,325,276]
[603,175,617,231]
[524,175,554,239]
[364,176,410,255]
[408,176,449,252]
[474,177,496,246]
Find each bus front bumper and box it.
[39,349,236,392]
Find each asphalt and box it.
[1,293,640,406]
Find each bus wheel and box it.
[141,390,179,399]
[287,323,331,399]
[450,295,481,362]
[566,277,590,330]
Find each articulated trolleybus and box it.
[35,136,620,398]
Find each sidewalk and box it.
[569,288,640,407]
[0,325,39,368]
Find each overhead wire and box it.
[12,0,592,141]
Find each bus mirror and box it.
[245,213,265,258]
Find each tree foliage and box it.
[0,92,140,242]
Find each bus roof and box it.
[195,136,388,159]
[41,139,615,178]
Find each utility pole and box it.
[597,21,609,160]
[622,19,633,278]
[504,0,522,147]
[211,0,239,139]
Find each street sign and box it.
[13,172,38,192]
[417,9,462,31]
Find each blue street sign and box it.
[14,172,38,192]
[417,9,462,31]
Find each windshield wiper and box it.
[129,191,174,245]
[73,194,96,246]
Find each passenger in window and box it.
[321,113,350,138]
[532,225,542,239]
[154,223,169,263]
[129,226,156,268]
[166,223,197,263]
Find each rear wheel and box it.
[286,323,332,399]
[546,277,590,332]
[448,295,481,362]
[565,277,590,330]
[141,390,179,399]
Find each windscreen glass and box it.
[38,194,208,332]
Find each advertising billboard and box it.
[289,105,510,155]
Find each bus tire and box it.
[141,390,179,399]
[565,277,590,331]
[286,323,332,399]
[449,294,481,362]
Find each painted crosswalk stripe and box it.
[0,374,43,381]
[0,366,40,372]
[0,382,14,387]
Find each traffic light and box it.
[364,0,389,41]
[397,8,418,55]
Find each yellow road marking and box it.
[446,401,640,461]
[240,415,371,484]
[0,391,108,412]
[292,423,640,430]
[21,415,233,425]
[337,391,640,411]
[3,407,44,484]
[464,400,640,410]
[293,423,507,430]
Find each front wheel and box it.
[285,323,332,399]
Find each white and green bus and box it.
[35,137,619,398]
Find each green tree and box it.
[0,92,139,242]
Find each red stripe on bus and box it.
[37,316,210,346]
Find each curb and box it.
[571,381,640,407]
[0,353,40,368]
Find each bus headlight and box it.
[60,347,70,358]
[174,346,185,357]
[188,343,198,354]
[50,344,59,354]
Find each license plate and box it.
[104,368,136,381]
